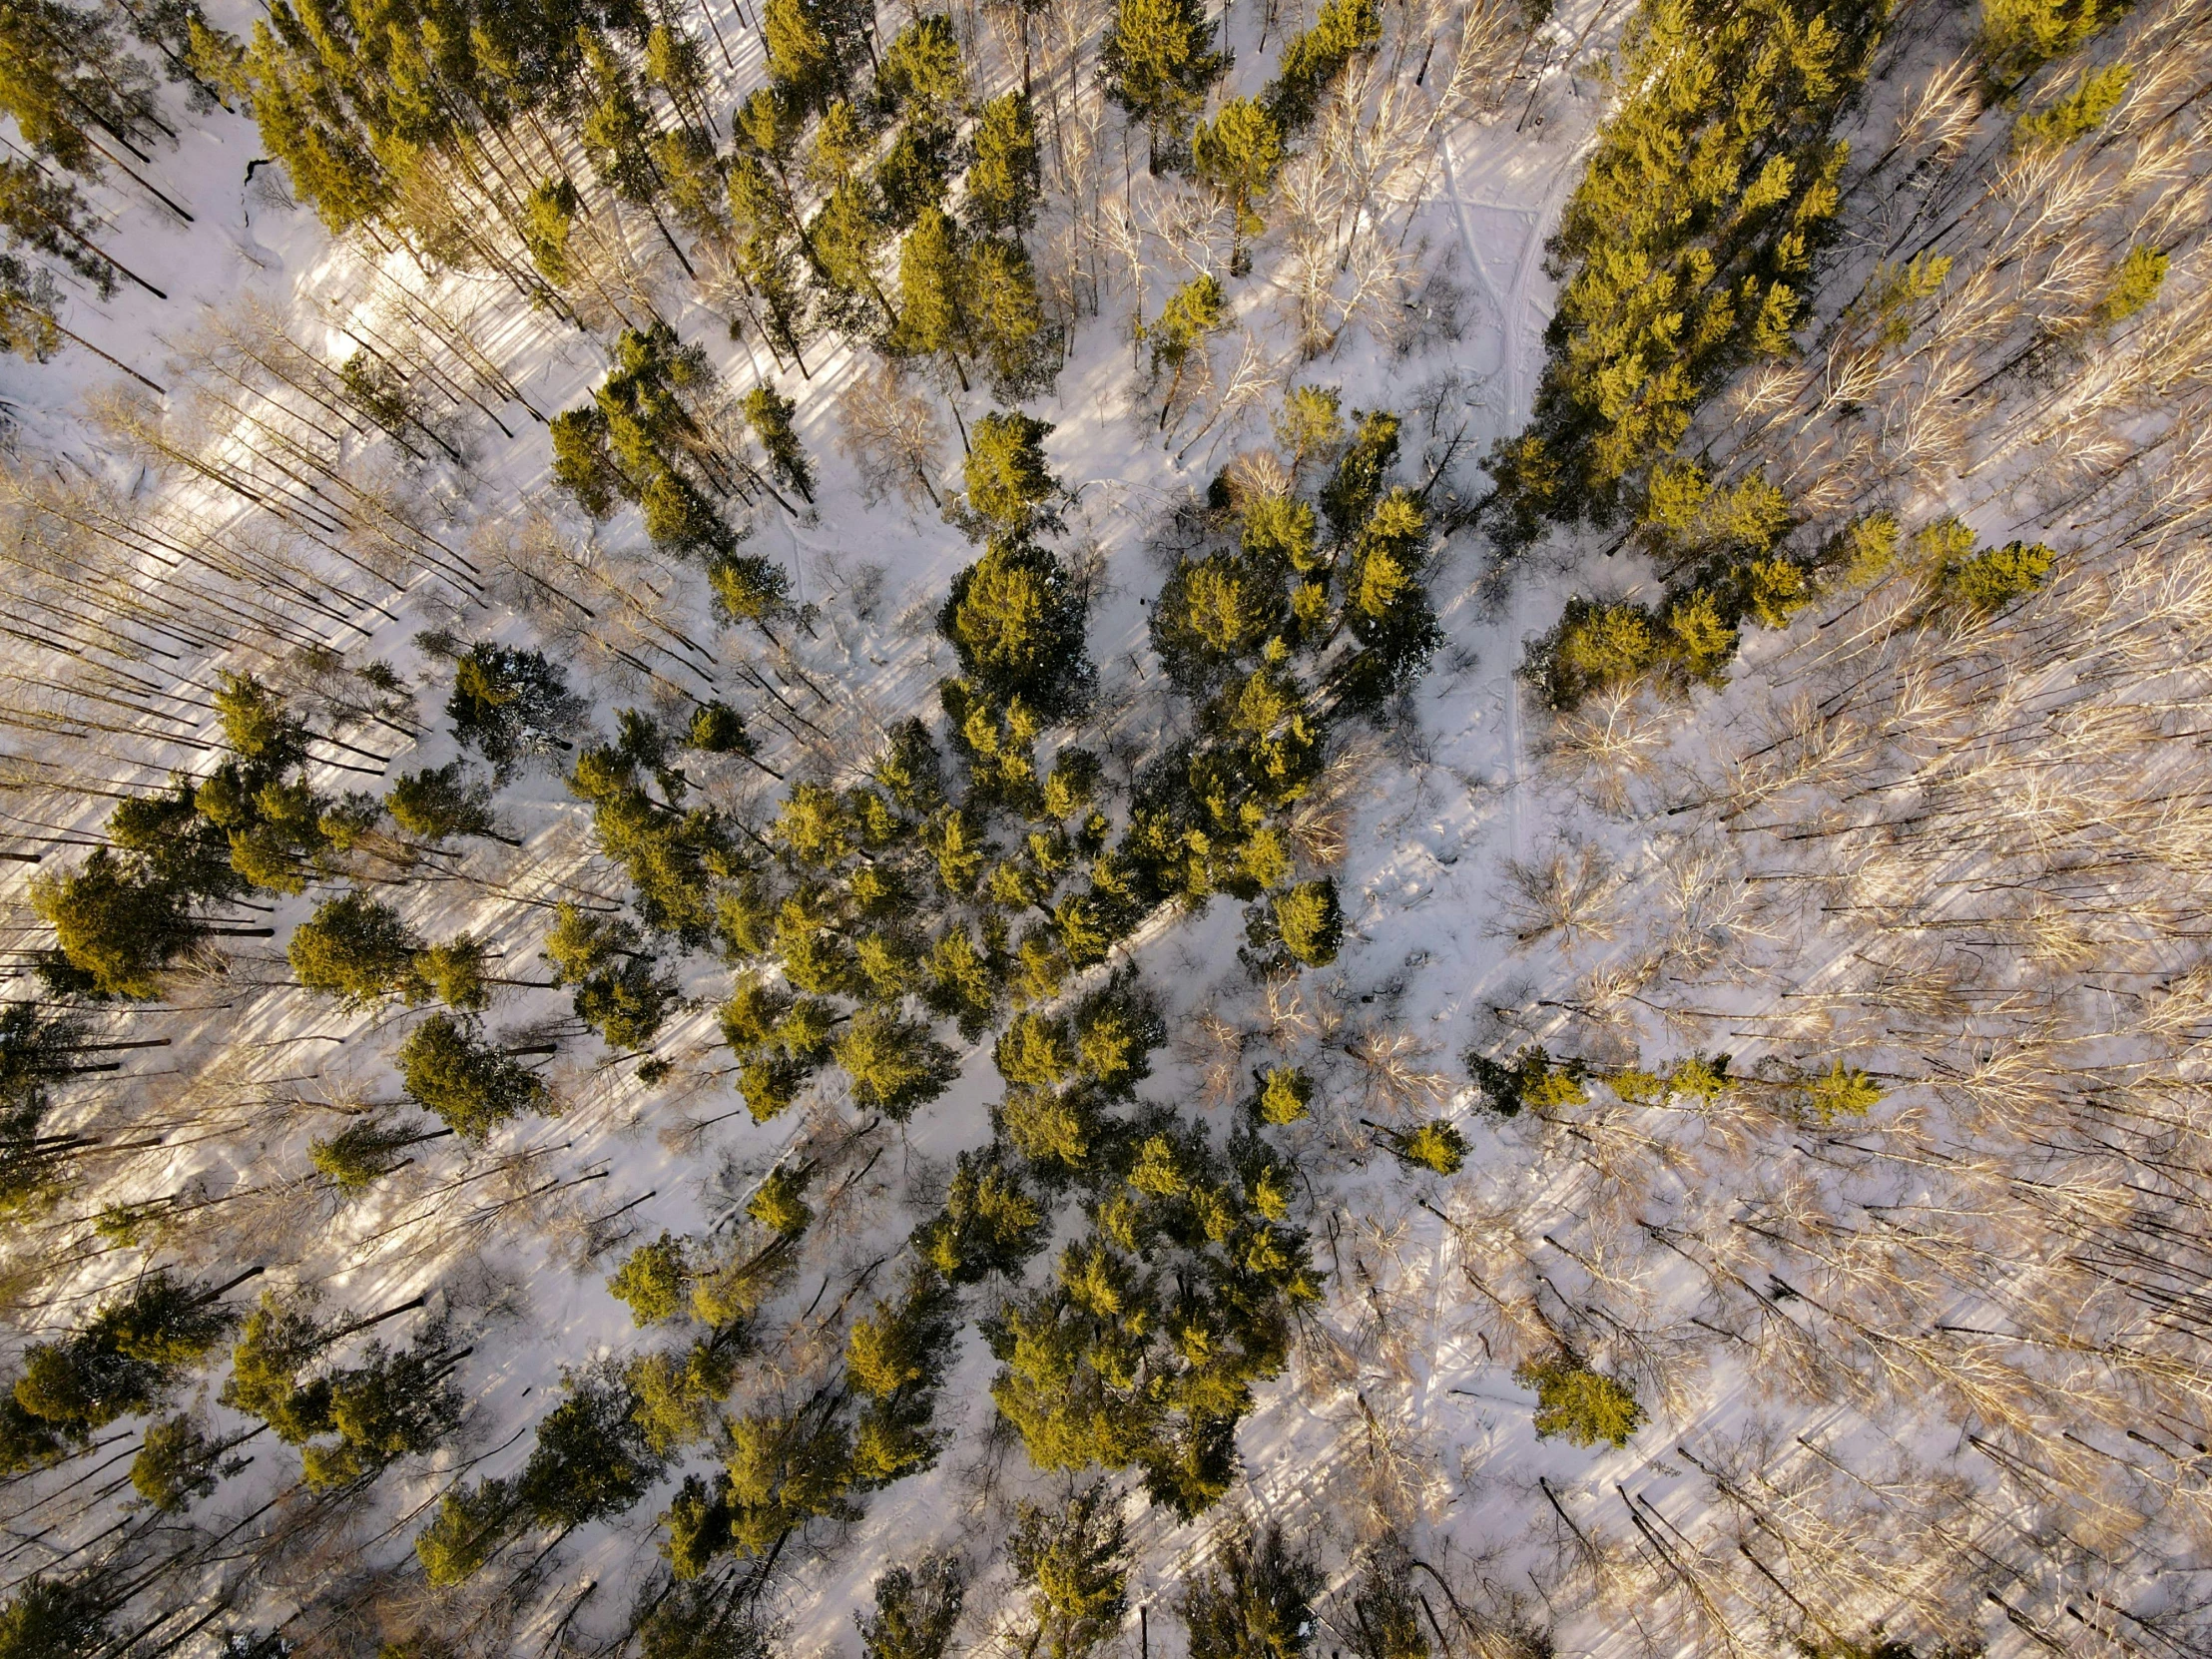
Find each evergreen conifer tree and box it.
[1192,100,1282,275]
[1177,1522,1323,1659]
[1514,1353,1645,1448]
[961,411,1062,539]
[396,1012,549,1139]
[833,1009,963,1119]
[744,383,816,503]
[857,1556,966,1659]
[966,94,1040,234]
[1150,274,1226,429]
[1103,0,1227,171]
[891,205,972,388]
[386,763,503,845]
[1009,1484,1130,1659]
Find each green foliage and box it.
[1265,0,1382,135]
[880,15,966,117]
[1486,0,1882,546]
[2093,243,2166,326]
[131,1413,231,1512]
[546,902,681,1050]
[1258,1066,1312,1125]
[30,847,199,1001]
[749,1167,816,1237]
[1193,99,1282,271]
[940,541,1094,721]
[1466,1046,1587,1116]
[987,1113,1317,1516]
[744,383,816,503]
[1515,1353,1645,1448]
[516,1370,662,1527]
[1976,0,2129,85]
[1272,878,1343,968]
[2011,61,2130,151]
[310,1119,433,1194]
[287,889,420,1007]
[968,94,1041,234]
[613,1234,696,1326]
[1794,1060,1883,1122]
[0,1575,106,1659]
[446,643,585,783]
[15,1272,236,1433]
[1150,273,1227,425]
[834,1008,962,1120]
[224,1289,460,1488]
[858,1556,966,1659]
[764,0,843,106]
[847,1266,959,1484]
[636,1579,781,1659]
[1009,1483,1130,1659]
[1939,538,2053,618]
[568,739,737,947]
[416,1476,521,1586]
[1344,1555,1429,1659]
[993,974,1166,1176]
[1103,0,1227,169]
[962,412,1063,540]
[1177,1521,1324,1659]
[387,762,499,843]
[397,1013,548,1140]
[916,1146,1048,1283]
[1384,1120,1467,1176]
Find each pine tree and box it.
[966,94,1040,235]
[764,0,842,107]
[1263,0,1381,135]
[1344,1554,1428,1659]
[130,1412,239,1512]
[287,889,421,1007]
[1514,1353,1645,1448]
[0,160,124,297]
[30,847,201,1000]
[1257,1066,1312,1125]
[939,540,1094,720]
[965,235,1052,396]
[1381,1120,1467,1175]
[1177,1522,1323,1659]
[833,1009,962,1120]
[611,1232,696,1326]
[309,1118,446,1195]
[445,643,586,783]
[1150,274,1226,429]
[1272,877,1341,967]
[915,1146,1047,1283]
[0,252,60,362]
[847,1266,958,1483]
[1977,0,2122,85]
[1009,1484,1130,1659]
[880,15,966,118]
[546,903,680,1051]
[744,383,816,503]
[0,1576,106,1659]
[1192,100,1282,275]
[1103,0,1228,172]
[14,1272,240,1434]
[961,411,1062,539]
[223,1288,460,1488]
[387,762,504,845]
[891,205,971,388]
[396,1012,549,1139]
[857,1556,966,1659]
